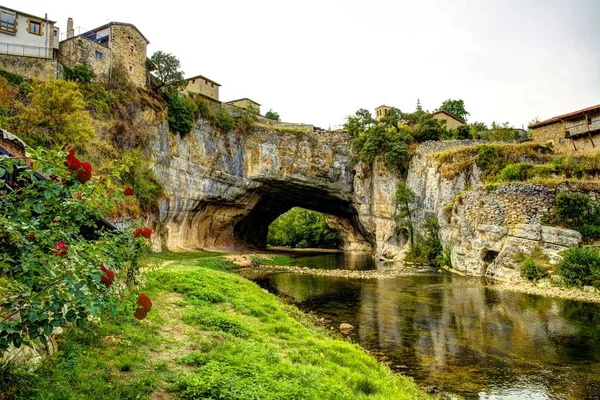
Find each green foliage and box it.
[235,104,258,133]
[412,113,445,142]
[215,106,234,132]
[265,109,280,121]
[0,148,149,354]
[0,69,23,86]
[189,94,217,122]
[558,247,600,288]
[150,51,185,94]
[11,80,95,150]
[64,64,94,84]
[267,208,342,249]
[554,192,590,225]
[351,124,413,171]
[475,146,502,178]
[395,181,416,249]
[405,216,446,267]
[439,98,469,122]
[165,93,196,136]
[120,150,163,212]
[521,258,548,281]
[497,163,535,182]
[344,108,375,138]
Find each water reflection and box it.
[291,251,377,270]
[252,255,600,399]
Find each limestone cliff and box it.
[406,141,582,279]
[147,116,582,280]
[149,118,384,253]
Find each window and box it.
[129,66,133,72]
[211,83,214,88]
[95,50,104,60]
[0,10,16,32]
[29,20,41,35]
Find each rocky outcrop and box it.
[406,141,582,279]
[149,119,383,252]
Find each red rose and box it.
[99,264,115,287]
[27,233,35,240]
[76,192,83,200]
[133,293,152,320]
[123,186,134,196]
[76,162,92,184]
[133,227,152,239]
[53,240,68,257]
[64,148,81,171]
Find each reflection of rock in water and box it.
[251,264,600,399]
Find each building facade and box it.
[530,104,600,154]
[59,20,149,87]
[0,5,59,58]
[226,98,261,114]
[432,110,465,130]
[375,105,391,121]
[184,74,220,101]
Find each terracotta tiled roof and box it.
[529,104,600,129]
[432,109,466,124]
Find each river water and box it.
[250,251,600,400]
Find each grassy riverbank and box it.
[6,251,428,399]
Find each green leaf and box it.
[43,323,53,336]
[44,190,54,200]
[75,318,85,329]
[0,167,5,178]
[32,203,45,214]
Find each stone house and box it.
[58,19,150,87]
[0,5,62,80]
[0,5,59,58]
[529,104,600,154]
[226,98,261,114]
[375,105,392,121]
[184,74,221,101]
[432,110,466,130]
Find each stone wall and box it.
[110,24,148,88]
[0,54,62,80]
[58,37,110,81]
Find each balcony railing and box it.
[0,42,50,58]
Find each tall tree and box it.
[344,108,375,137]
[439,99,469,122]
[150,51,185,93]
[265,109,280,121]
[416,98,422,112]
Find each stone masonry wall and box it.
[0,54,62,81]
[110,25,147,87]
[57,37,110,81]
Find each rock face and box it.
[406,141,582,279]
[149,119,582,280]
[150,119,384,252]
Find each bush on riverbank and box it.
[558,247,600,288]
[4,252,428,399]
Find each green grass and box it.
[5,251,428,399]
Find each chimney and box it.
[67,17,74,39]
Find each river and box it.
[249,251,600,400]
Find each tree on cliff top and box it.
[265,109,280,121]
[439,98,469,122]
[150,51,185,93]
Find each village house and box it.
[0,5,59,58]
[529,104,600,154]
[184,74,221,101]
[432,110,465,130]
[226,98,261,114]
[375,105,392,121]
[58,19,150,87]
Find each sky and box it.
[8,0,600,129]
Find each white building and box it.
[0,5,59,58]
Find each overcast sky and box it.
[9,0,600,129]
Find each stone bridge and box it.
[150,120,402,255]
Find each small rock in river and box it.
[339,323,354,335]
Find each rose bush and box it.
[0,147,152,354]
